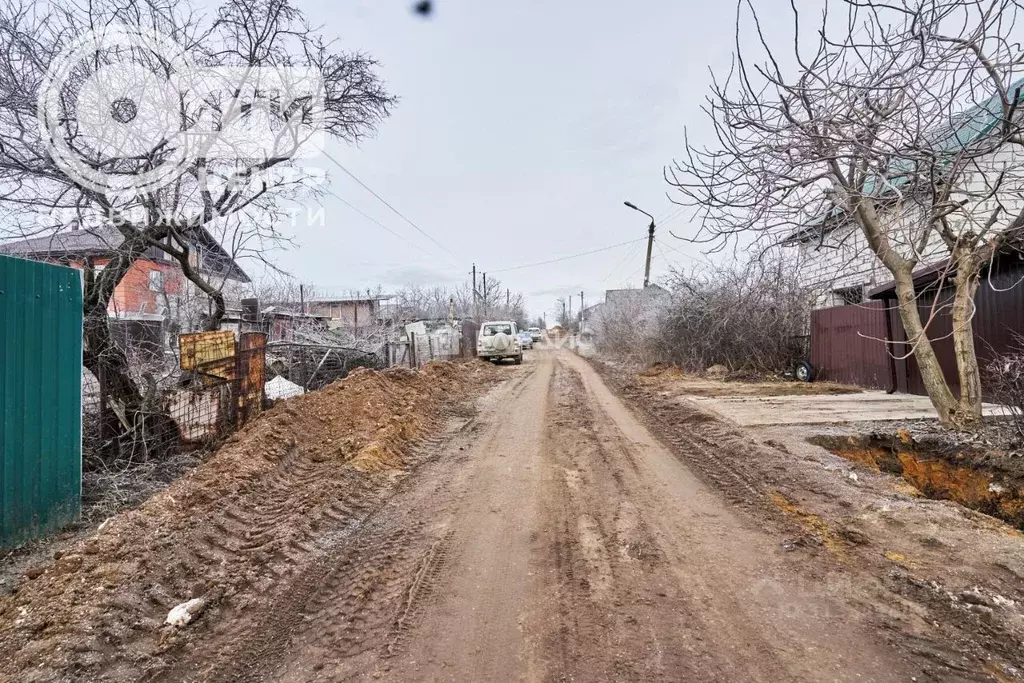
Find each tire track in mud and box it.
[541,354,941,683]
[150,406,487,683]
[591,364,805,520]
[530,359,718,682]
[371,357,554,683]
[142,434,390,682]
[192,362,542,682]
[581,357,1022,682]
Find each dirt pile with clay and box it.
[0,360,504,682]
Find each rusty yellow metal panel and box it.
[237,332,267,424]
[179,330,235,378]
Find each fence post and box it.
[410,333,417,368]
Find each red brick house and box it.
[0,225,249,320]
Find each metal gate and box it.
[810,301,891,390]
[0,255,83,547]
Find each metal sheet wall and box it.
[810,301,892,389]
[891,267,1024,397]
[0,255,83,547]
[812,262,1024,396]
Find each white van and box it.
[477,320,523,364]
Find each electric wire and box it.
[323,149,460,261]
[489,238,645,274]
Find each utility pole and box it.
[643,221,656,288]
[580,290,584,329]
[568,295,572,331]
[506,288,510,308]
[482,272,488,318]
[562,300,566,326]
[624,201,656,288]
[471,263,477,318]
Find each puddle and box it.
[810,434,1024,530]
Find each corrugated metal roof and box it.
[0,226,123,256]
[783,77,1024,245]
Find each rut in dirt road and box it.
[172,347,926,682]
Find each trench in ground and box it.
[810,434,1024,529]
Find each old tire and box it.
[514,355,523,365]
[794,360,815,382]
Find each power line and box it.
[658,236,714,266]
[599,239,645,285]
[323,150,460,261]
[654,204,681,223]
[622,259,649,284]
[659,205,687,227]
[324,189,443,257]
[655,241,674,274]
[490,238,645,274]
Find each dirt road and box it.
[11,347,1016,681]
[145,346,936,682]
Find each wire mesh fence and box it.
[84,330,389,467]
[385,324,475,368]
[266,342,382,391]
[86,332,269,464]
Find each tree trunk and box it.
[82,301,143,454]
[82,230,180,462]
[950,251,984,427]
[892,269,961,425]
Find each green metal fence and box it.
[0,254,82,547]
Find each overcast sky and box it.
[268,0,801,318]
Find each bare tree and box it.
[660,259,809,372]
[668,0,1024,427]
[554,298,570,329]
[394,279,526,325]
[0,0,395,452]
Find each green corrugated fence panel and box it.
[0,254,82,547]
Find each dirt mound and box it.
[0,360,504,682]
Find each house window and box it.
[149,269,165,292]
[833,285,864,306]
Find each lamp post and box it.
[624,201,655,288]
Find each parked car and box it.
[528,327,542,342]
[517,331,533,349]
[477,320,523,364]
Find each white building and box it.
[787,143,1024,310]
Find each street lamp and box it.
[623,201,656,288]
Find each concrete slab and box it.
[688,391,1006,426]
